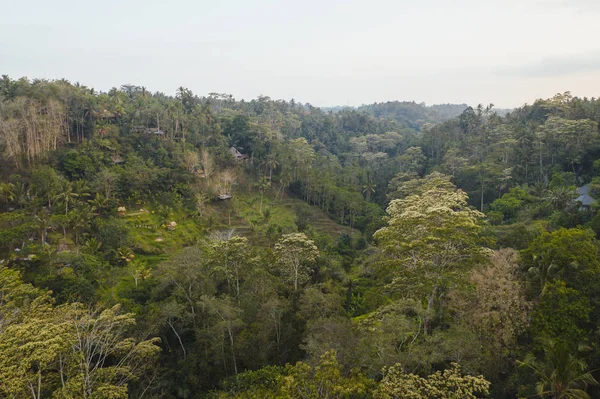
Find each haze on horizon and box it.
[1,0,599,108]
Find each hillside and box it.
[1,77,600,399]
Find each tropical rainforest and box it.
[1,75,600,399]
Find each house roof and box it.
[230,147,249,159]
[577,184,596,206]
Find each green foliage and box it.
[274,233,319,291]
[374,172,487,333]
[521,228,600,293]
[216,350,374,398]
[532,281,592,345]
[518,337,598,399]
[490,186,532,221]
[2,77,600,398]
[374,363,490,399]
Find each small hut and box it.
[230,147,249,161]
[145,128,167,139]
[577,184,596,211]
[117,206,127,216]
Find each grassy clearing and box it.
[122,190,356,257]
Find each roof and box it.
[230,147,249,160]
[577,184,596,206]
[145,128,165,135]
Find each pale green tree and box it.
[274,233,319,291]
[375,172,487,334]
[374,363,490,399]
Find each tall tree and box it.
[274,233,319,291]
[375,172,487,334]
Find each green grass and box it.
[122,190,356,256]
[122,206,203,255]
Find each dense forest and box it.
[1,75,600,399]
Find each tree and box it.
[518,337,598,399]
[363,172,376,201]
[209,236,252,299]
[94,168,118,199]
[521,228,600,294]
[538,116,598,174]
[182,150,199,173]
[0,285,68,399]
[54,304,161,399]
[216,350,374,398]
[374,172,487,334]
[200,149,215,182]
[278,170,292,200]
[53,180,80,215]
[532,281,592,346]
[30,167,63,208]
[0,266,160,399]
[128,260,152,287]
[396,146,426,175]
[264,154,279,180]
[459,248,531,377]
[374,362,490,399]
[154,246,216,323]
[274,233,319,291]
[33,209,53,246]
[257,176,271,214]
[70,204,96,244]
[201,295,244,375]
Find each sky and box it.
[1,0,599,108]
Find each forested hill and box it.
[2,75,600,399]
[323,101,470,129]
[358,101,469,128]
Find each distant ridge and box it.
[321,101,512,129]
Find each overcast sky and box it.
[1,0,599,108]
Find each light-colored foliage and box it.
[274,233,319,291]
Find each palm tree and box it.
[71,204,96,244]
[278,171,292,201]
[72,180,91,199]
[518,337,597,399]
[54,181,80,214]
[264,155,279,180]
[257,176,271,213]
[11,182,29,209]
[33,209,53,245]
[82,237,102,255]
[0,182,15,207]
[88,193,109,215]
[544,186,577,212]
[362,174,376,201]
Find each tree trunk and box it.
[424,287,437,335]
[227,324,238,375]
[168,320,186,359]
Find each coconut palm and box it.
[278,171,292,201]
[54,181,80,214]
[33,209,53,245]
[544,186,577,212]
[362,174,376,201]
[0,182,15,207]
[264,155,279,180]
[71,204,96,244]
[257,176,271,213]
[518,337,597,399]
